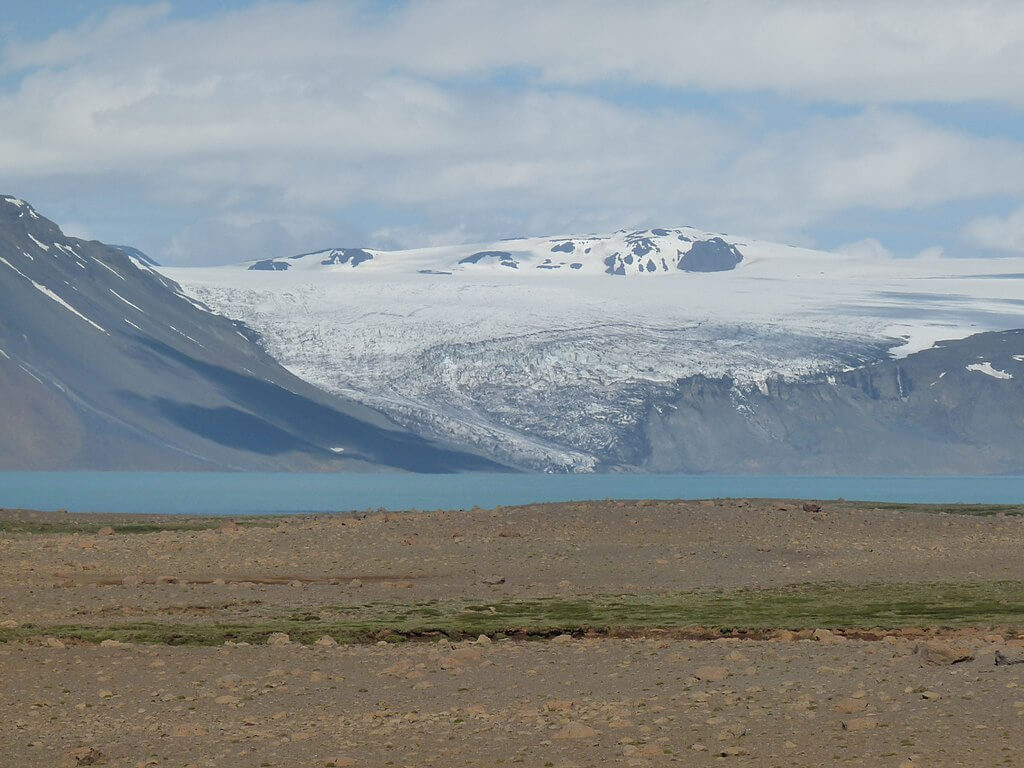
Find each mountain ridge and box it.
[0,195,503,472]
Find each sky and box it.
[1,1,1023,266]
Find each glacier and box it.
[162,227,1024,471]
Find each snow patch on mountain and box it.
[966,362,1014,380]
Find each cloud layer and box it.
[2,1,1023,263]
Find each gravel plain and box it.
[2,499,1024,767]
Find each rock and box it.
[841,717,879,732]
[480,575,505,585]
[995,650,1024,666]
[551,633,575,644]
[325,759,355,767]
[62,747,107,766]
[476,634,492,644]
[42,636,66,649]
[448,647,482,663]
[96,526,115,536]
[266,632,292,646]
[216,674,241,689]
[802,503,822,513]
[99,639,128,648]
[812,628,842,643]
[348,579,363,588]
[98,690,114,699]
[917,640,974,665]
[694,665,729,682]
[718,746,749,757]
[834,697,867,714]
[544,699,574,712]
[921,690,941,700]
[553,722,599,740]
[315,635,338,647]
[214,695,240,705]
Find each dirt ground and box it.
[3,499,1024,767]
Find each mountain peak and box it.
[241,226,757,276]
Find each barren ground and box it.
[2,499,1024,767]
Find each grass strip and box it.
[863,503,1024,517]
[3,581,1024,646]
[0,518,278,535]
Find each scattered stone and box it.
[995,650,1024,666]
[917,640,974,665]
[544,699,574,712]
[812,628,843,643]
[694,665,729,682]
[637,744,664,757]
[841,717,879,732]
[62,747,107,767]
[216,674,241,689]
[834,697,867,714]
[718,746,749,757]
[553,722,599,740]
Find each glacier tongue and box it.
[163,229,1024,471]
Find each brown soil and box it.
[2,499,1024,767]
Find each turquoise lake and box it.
[1,473,1023,515]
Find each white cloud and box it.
[8,1,1024,105]
[1,1,1023,263]
[962,205,1024,255]
[382,0,1024,106]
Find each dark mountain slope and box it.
[0,195,502,471]
[643,329,1024,474]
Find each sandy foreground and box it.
[2,498,1024,767]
